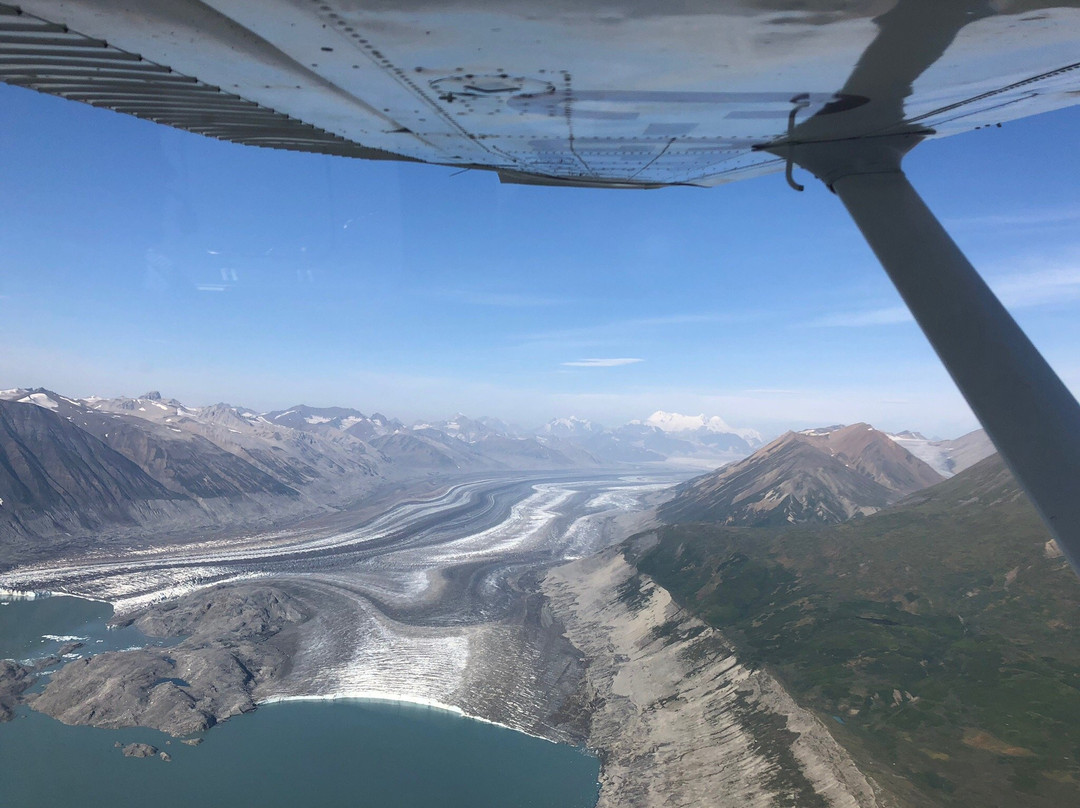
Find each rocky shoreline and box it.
[1,640,84,722]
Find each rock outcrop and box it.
[120,742,159,758]
[31,585,309,736]
[0,659,34,721]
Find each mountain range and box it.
[0,385,995,563]
[0,388,761,560]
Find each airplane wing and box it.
[5,1,1080,575]
[3,1,1078,187]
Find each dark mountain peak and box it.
[660,421,944,527]
[0,397,177,537]
[196,403,255,428]
[893,429,928,440]
[786,423,945,496]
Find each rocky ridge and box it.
[659,423,944,526]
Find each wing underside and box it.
[4,1,1079,188]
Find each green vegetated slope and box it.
[636,454,1080,807]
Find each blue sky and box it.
[1,83,1078,438]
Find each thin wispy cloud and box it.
[431,289,570,307]
[992,264,1080,308]
[521,312,754,348]
[562,358,644,367]
[809,257,1080,328]
[810,306,911,328]
[945,207,1080,231]
[621,314,729,328]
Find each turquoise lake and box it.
[0,595,601,808]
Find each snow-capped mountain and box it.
[542,416,603,439]
[534,411,764,466]
[262,405,404,442]
[606,411,764,464]
[639,410,763,443]
[426,414,524,443]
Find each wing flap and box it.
[0,2,410,160]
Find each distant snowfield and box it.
[886,429,995,477]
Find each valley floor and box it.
[1,469,884,806]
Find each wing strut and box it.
[772,133,1080,575]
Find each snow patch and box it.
[18,392,59,411]
[798,426,843,437]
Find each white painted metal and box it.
[10,1,1080,186]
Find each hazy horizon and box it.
[1,382,985,442]
[3,86,1077,442]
